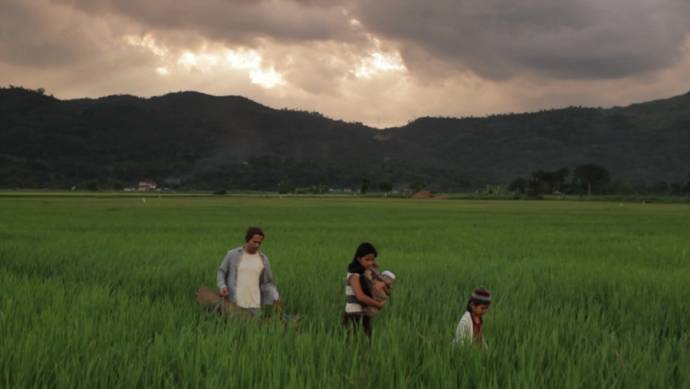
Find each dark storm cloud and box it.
[349,0,690,80]
[0,0,97,67]
[55,0,361,45]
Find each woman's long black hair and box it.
[347,242,377,297]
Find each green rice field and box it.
[1,195,689,388]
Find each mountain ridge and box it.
[1,86,689,191]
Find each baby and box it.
[362,269,396,317]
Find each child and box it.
[343,242,385,336]
[453,288,491,348]
[362,269,396,317]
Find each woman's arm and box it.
[350,275,385,309]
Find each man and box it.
[217,226,281,314]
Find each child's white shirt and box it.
[453,311,474,345]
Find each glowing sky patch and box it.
[176,51,221,72]
[226,49,262,70]
[123,33,286,89]
[249,67,285,89]
[124,35,167,57]
[354,51,406,79]
[176,49,284,89]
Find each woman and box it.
[342,242,385,336]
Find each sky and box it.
[2,0,690,128]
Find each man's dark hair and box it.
[245,226,265,242]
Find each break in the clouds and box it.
[2,0,690,127]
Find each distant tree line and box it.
[509,165,690,196]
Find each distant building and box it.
[137,180,157,191]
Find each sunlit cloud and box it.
[177,51,222,72]
[124,35,167,57]
[249,67,285,89]
[174,48,285,89]
[226,49,262,70]
[354,51,406,79]
[176,51,197,67]
[124,30,397,89]
[123,34,286,89]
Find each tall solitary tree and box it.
[530,167,570,194]
[508,177,528,194]
[573,164,611,195]
[379,181,393,193]
[360,178,370,194]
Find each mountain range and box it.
[1,86,689,191]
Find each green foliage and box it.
[409,181,426,192]
[85,180,100,191]
[530,168,570,194]
[1,196,689,387]
[277,182,294,194]
[508,177,528,194]
[482,184,510,196]
[360,178,370,195]
[573,164,611,195]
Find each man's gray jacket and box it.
[216,246,280,306]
